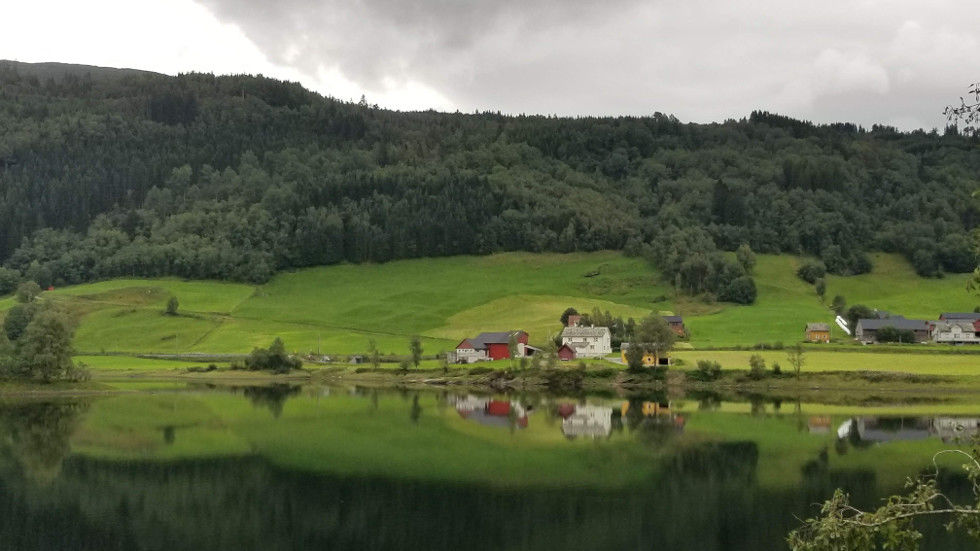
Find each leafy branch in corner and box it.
[788,440,980,550]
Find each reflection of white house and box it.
[932,417,980,443]
[837,417,933,442]
[560,326,612,358]
[561,405,612,439]
[932,321,980,344]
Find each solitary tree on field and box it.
[787,344,805,379]
[830,295,846,315]
[367,339,381,369]
[814,278,826,302]
[409,336,423,369]
[624,342,645,371]
[635,314,676,360]
[165,296,179,316]
[736,243,756,274]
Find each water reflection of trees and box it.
[0,400,87,485]
[241,384,301,418]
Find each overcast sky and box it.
[3,0,978,129]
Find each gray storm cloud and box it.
[196,0,980,129]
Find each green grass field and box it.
[0,251,976,361]
[672,349,980,376]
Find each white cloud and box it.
[4,0,980,128]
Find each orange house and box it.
[805,323,831,343]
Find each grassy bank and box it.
[1,251,976,357]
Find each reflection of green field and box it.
[672,349,980,376]
[67,389,976,492]
[73,391,663,487]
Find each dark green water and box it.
[0,385,976,550]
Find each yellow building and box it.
[620,343,670,366]
[805,323,831,343]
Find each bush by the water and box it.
[688,360,723,382]
[0,283,87,382]
[244,338,302,373]
[747,354,767,380]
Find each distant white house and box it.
[932,320,980,345]
[560,326,611,358]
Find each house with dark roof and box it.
[451,330,529,363]
[939,313,980,322]
[662,315,685,336]
[854,317,931,344]
[805,323,831,343]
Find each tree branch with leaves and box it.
[789,441,980,550]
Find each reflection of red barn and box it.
[556,403,576,419]
[486,400,511,416]
[557,344,576,361]
[485,400,528,427]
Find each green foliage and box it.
[723,275,757,304]
[788,440,980,550]
[830,295,846,315]
[814,278,826,301]
[797,261,827,284]
[736,243,756,273]
[367,339,381,369]
[245,337,301,374]
[624,343,645,372]
[771,361,781,376]
[409,335,423,369]
[0,267,20,295]
[846,304,876,333]
[165,296,179,316]
[0,67,976,297]
[635,314,676,358]
[786,344,805,378]
[15,281,41,303]
[689,360,722,381]
[747,354,766,380]
[875,326,917,343]
[4,302,85,382]
[3,302,36,342]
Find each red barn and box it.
[454,330,529,362]
[557,344,576,361]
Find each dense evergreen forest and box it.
[0,60,977,303]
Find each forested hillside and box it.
[0,60,977,303]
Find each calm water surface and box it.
[0,384,977,550]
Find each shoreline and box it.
[4,364,980,402]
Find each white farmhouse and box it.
[932,320,980,344]
[560,326,612,358]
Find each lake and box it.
[0,384,978,550]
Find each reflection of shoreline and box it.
[829,416,980,444]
